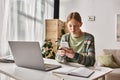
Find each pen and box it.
[52,73,64,80]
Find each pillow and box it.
[103,49,120,66]
[97,54,120,68]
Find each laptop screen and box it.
[8,41,61,71]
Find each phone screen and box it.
[60,42,69,48]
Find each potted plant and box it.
[42,39,55,59]
[42,28,65,59]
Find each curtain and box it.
[0,0,48,56]
[0,0,10,56]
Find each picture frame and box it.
[88,16,95,21]
[116,14,120,41]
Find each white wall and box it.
[60,0,120,55]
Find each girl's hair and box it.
[67,12,82,23]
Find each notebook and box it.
[0,55,14,63]
[52,67,94,78]
[8,41,61,71]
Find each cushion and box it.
[103,49,120,66]
[97,54,120,68]
[114,50,120,66]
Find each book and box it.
[0,55,14,63]
[52,67,94,78]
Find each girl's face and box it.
[67,19,82,37]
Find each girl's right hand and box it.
[59,48,66,56]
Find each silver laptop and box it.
[8,41,61,71]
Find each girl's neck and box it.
[72,30,84,38]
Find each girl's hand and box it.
[62,48,75,58]
[59,48,66,56]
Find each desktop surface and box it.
[0,58,112,80]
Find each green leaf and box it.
[49,42,52,45]
[42,53,45,58]
[49,56,55,59]
[45,51,49,56]
[48,49,51,53]
[52,51,55,57]
[61,28,65,35]
[42,43,47,48]
[48,44,52,48]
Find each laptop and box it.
[8,41,61,71]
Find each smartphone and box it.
[60,42,69,48]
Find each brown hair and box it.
[67,12,82,23]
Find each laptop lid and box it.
[8,41,61,71]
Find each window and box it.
[0,0,54,56]
[8,0,54,42]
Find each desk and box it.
[0,72,16,80]
[0,59,112,80]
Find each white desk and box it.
[0,59,112,80]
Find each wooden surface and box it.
[45,19,65,52]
